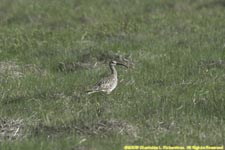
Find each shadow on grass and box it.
[196,0,225,9]
[56,51,133,72]
[199,59,225,69]
[31,119,139,139]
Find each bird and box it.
[87,60,128,95]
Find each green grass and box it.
[1,0,225,149]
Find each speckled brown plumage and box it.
[87,60,127,94]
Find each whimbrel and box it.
[87,60,128,94]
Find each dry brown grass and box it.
[0,118,25,141]
[0,61,47,79]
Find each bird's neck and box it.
[110,65,117,76]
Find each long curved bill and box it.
[116,62,128,68]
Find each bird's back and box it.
[93,74,118,93]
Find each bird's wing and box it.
[93,76,112,91]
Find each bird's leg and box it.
[87,90,98,95]
[106,91,111,94]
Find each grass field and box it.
[0,0,225,149]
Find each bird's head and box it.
[109,60,128,68]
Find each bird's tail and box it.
[86,86,100,95]
[86,90,97,95]
[86,90,99,95]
